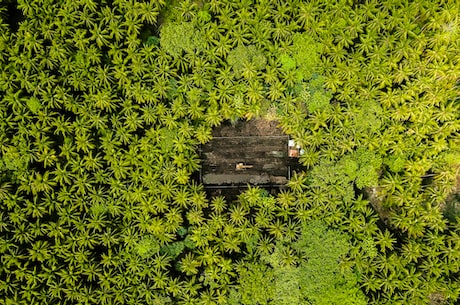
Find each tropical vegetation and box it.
[0,0,459,304]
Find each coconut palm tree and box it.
[212,33,233,58]
[375,230,396,253]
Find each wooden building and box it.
[199,120,301,190]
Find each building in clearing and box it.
[199,119,303,192]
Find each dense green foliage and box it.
[229,220,366,305]
[1,0,459,304]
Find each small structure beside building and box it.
[288,139,301,158]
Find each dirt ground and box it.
[212,119,285,137]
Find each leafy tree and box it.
[227,45,266,74]
[280,32,322,81]
[160,22,204,57]
[231,220,366,305]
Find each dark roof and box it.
[200,120,290,187]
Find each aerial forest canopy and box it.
[0,0,460,304]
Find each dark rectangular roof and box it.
[200,135,290,186]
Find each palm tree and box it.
[267,80,286,101]
[187,100,204,120]
[221,229,242,254]
[141,105,158,125]
[175,0,198,21]
[212,33,233,57]
[361,273,384,293]
[208,197,225,215]
[137,1,159,25]
[230,23,251,46]
[192,72,213,92]
[204,103,223,127]
[287,171,308,193]
[12,222,33,244]
[179,253,201,276]
[246,80,264,104]
[35,147,58,169]
[254,206,275,229]
[241,61,258,80]
[197,246,221,267]
[276,190,295,210]
[267,219,286,240]
[296,1,318,28]
[160,111,178,130]
[174,168,190,185]
[51,116,72,137]
[27,171,55,195]
[229,204,248,226]
[195,124,213,144]
[375,230,395,253]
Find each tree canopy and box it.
[1,0,460,304]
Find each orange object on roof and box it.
[236,163,254,170]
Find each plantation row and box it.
[0,0,459,304]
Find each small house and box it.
[199,120,303,190]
